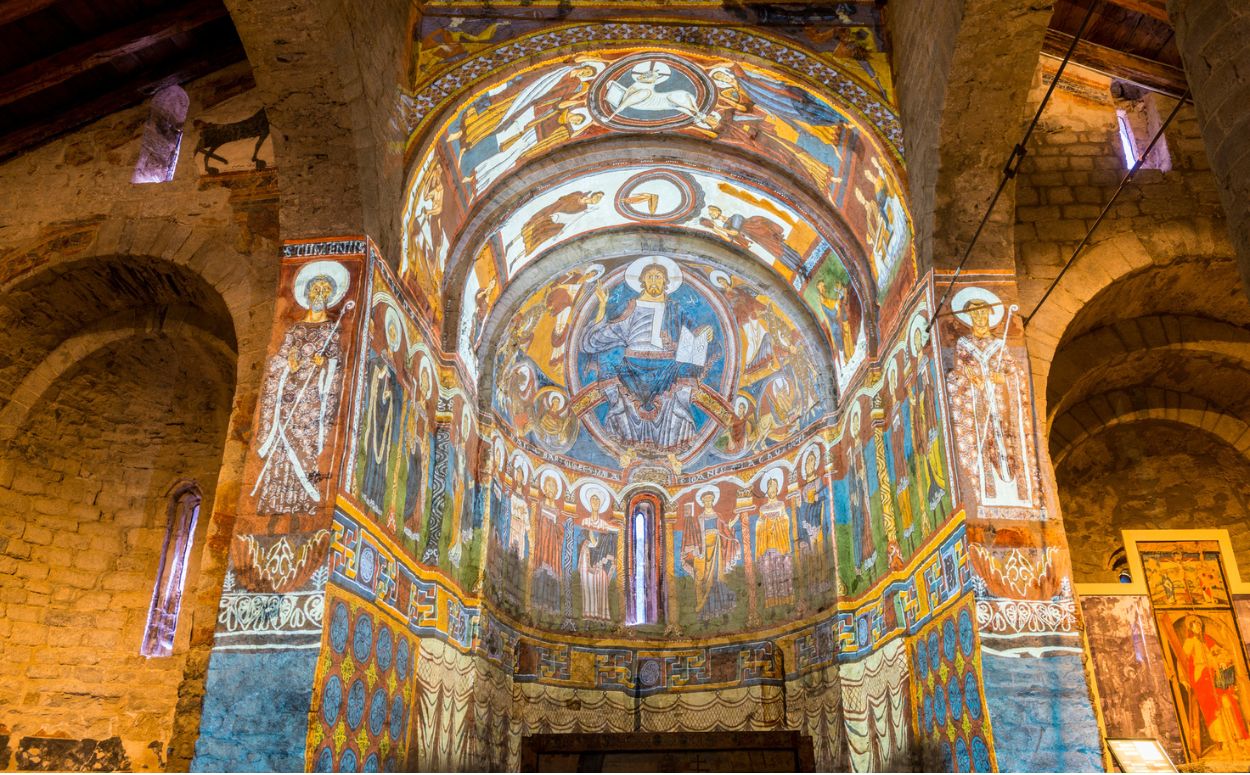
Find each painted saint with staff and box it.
[253,260,353,514]
[945,286,1038,515]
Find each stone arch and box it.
[0,226,273,770]
[1050,390,1250,467]
[0,307,235,444]
[439,133,881,356]
[1024,217,1234,424]
[473,228,842,417]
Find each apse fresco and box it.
[401,46,914,322]
[455,163,869,388]
[834,301,954,597]
[342,261,483,593]
[491,254,829,476]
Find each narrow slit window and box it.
[132,85,189,184]
[625,492,661,625]
[141,483,201,657]
[1116,110,1139,169]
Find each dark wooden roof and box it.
[0,0,247,161]
[1047,0,1186,97]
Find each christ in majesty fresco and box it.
[577,256,720,468]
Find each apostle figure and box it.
[531,472,565,614]
[401,357,434,537]
[513,190,603,258]
[507,461,530,557]
[361,355,398,512]
[754,469,794,608]
[907,325,947,529]
[577,488,617,622]
[797,450,828,585]
[253,260,351,514]
[701,205,802,273]
[946,289,1037,512]
[682,488,739,619]
[580,257,714,467]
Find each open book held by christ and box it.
[676,326,709,366]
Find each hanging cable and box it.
[1022,87,1189,325]
[927,0,1101,334]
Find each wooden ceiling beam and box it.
[1043,28,1187,98]
[0,0,59,29]
[0,0,229,109]
[1104,0,1170,24]
[0,41,246,161]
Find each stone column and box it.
[1168,0,1250,294]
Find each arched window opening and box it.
[625,491,663,626]
[132,85,189,184]
[141,482,202,657]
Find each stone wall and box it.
[0,339,233,771]
[1014,62,1250,583]
[1058,422,1250,582]
[0,59,278,772]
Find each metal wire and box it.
[1022,87,1190,324]
[927,0,1102,334]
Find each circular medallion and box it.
[928,631,941,672]
[942,619,957,662]
[955,738,970,772]
[340,748,358,773]
[914,638,928,679]
[330,602,350,654]
[614,169,702,224]
[948,675,963,721]
[589,53,716,132]
[364,753,380,773]
[352,613,373,662]
[639,659,662,687]
[346,680,367,730]
[321,675,343,726]
[390,696,406,740]
[972,736,992,771]
[964,673,982,720]
[958,608,975,657]
[359,544,377,585]
[368,688,388,736]
[396,637,411,681]
[376,626,393,672]
[314,746,333,773]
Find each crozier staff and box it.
[252,260,352,514]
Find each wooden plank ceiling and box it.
[1047,0,1187,97]
[0,0,247,161]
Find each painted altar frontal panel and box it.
[1137,539,1250,762]
[1080,594,1186,763]
[402,44,914,319]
